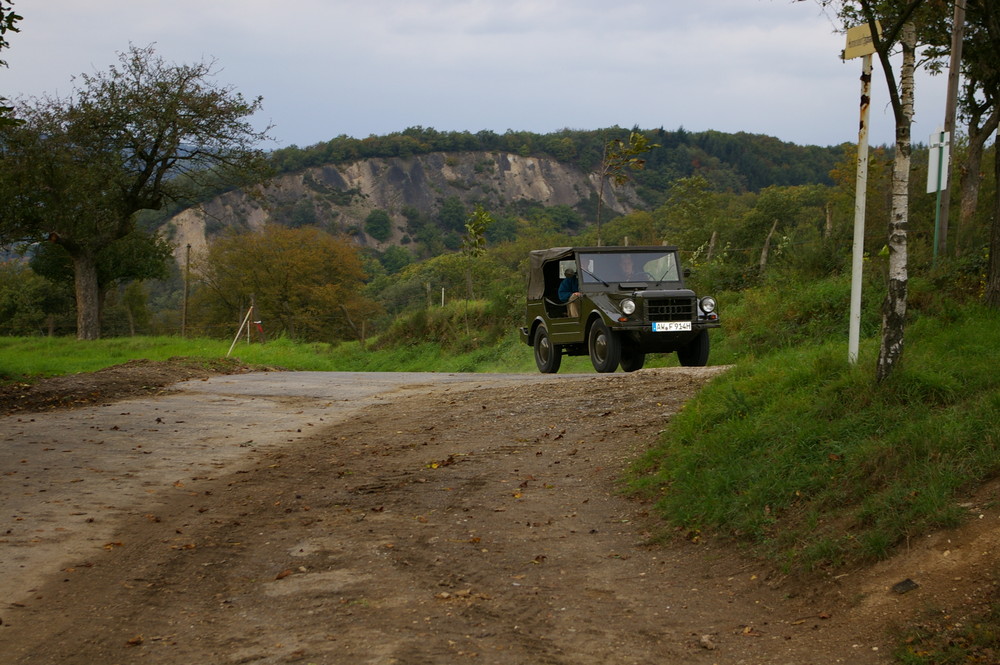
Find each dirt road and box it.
[2,366,996,665]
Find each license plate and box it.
[652,321,692,332]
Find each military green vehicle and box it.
[518,246,720,373]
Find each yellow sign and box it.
[843,22,881,60]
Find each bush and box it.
[364,209,393,242]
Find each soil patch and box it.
[0,357,268,416]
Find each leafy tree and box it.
[656,176,720,250]
[0,44,270,339]
[485,215,518,244]
[596,131,658,245]
[379,245,414,275]
[28,230,173,318]
[286,199,318,228]
[0,0,20,126]
[0,259,74,336]
[195,225,375,343]
[0,1,17,65]
[364,209,393,242]
[923,0,1000,260]
[438,196,467,233]
[591,211,659,247]
[121,281,152,336]
[948,1,1000,306]
[462,204,493,300]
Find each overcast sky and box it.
[4,0,950,151]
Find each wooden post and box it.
[759,219,779,272]
[227,305,254,357]
[937,0,966,257]
[181,243,191,337]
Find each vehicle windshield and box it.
[577,251,679,285]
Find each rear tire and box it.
[588,320,621,373]
[534,325,562,373]
[676,330,710,367]
[620,344,646,372]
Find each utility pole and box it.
[937,0,967,257]
[181,243,191,337]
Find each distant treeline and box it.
[269,126,847,201]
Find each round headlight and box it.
[699,296,717,314]
[621,298,636,315]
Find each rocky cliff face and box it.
[166,151,637,261]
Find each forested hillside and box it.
[269,126,843,198]
[156,126,845,265]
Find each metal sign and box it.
[844,22,881,60]
[927,129,950,194]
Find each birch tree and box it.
[875,19,917,382]
[809,0,927,381]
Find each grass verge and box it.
[626,304,1000,573]
[0,331,573,382]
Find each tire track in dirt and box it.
[2,367,910,665]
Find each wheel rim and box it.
[538,334,552,364]
[592,330,608,364]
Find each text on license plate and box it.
[652,321,692,332]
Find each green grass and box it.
[0,331,587,382]
[0,336,238,379]
[626,304,1000,573]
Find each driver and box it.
[619,254,650,281]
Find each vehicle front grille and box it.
[645,297,695,322]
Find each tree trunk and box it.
[876,23,916,383]
[759,219,779,273]
[71,250,102,340]
[125,292,136,337]
[984,140,1000,307]
[956,111,1000,255]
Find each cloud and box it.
[3,0,952,149]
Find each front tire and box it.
[588,319,621,373]
[534,325,562,373]
[620,344,646,372]
[676,330,710,367]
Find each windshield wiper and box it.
[652,266,676,287]
[582,268,609,287]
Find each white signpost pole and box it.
[928,128,950,263]
[844,23,879,365]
